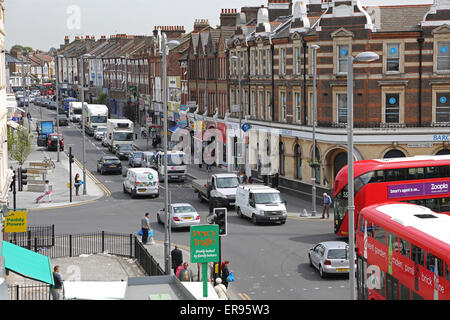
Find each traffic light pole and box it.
[12,171,16,211]
[69,146,73,203]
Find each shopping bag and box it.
[79,180,84,185]
[148,230,154,237]
[138,229,143,236]
[226,272,235,283]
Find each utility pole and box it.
[80,55,87,195]
[311,45,319,217]
[55,54,60,162]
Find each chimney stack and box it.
[220,9,239,27]
[64,36,70,45]
[268,0,293,21]
[153,26,186,39]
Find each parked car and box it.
[47,133,64,151]
[156,203,200,229]
[114,144,133,160]
[55,114,69,126]
[122,168,159,198]
[94,126,107,140]
[97,156,122,175]
[308,241,351,278]
[128,151,144,167]
[101,135,109,147]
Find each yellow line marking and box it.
[243,293,252,300]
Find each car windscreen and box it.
[91,116,107,123]
[96,127,106,132]
[327,249,347,260]
[216,177,239,188]
[254,192,283,204]
[172,206,196,214]
[73,110,82,115]
[104,159,120,164]
[118,145,133,151]
[114,132,134,141]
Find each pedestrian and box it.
[140,212,153,245]
[322,193,332,219]
[271,173,279,189]
[175,263,184,279]
[178,262,193,282]
[51,265,64,300]
[171,245,183,275]
[74,173,81,196]
[214,278,229,300]
[239,171,247,184]
[36,180,52,203]
[221,260,232,289]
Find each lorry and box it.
[192,173,240,208]
[83,104,108,136]
[69,102,83,123]
[235,185,287,225]
[152,150,187,182]
[105,119,134,151]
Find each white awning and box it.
[63,281,127,300]
[16,107,26,114]
[7,121,20,129]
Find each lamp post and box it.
[55,54,61,162]
[231,55,242,173]
[311,44,319,217]
[80,54,92,196]
[347,51,379,300]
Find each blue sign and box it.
[41,121,54,135]
[389,97,396,105]
[241,123,251,132]
[390,47,397,55]
[441,46,448,54]
[179,105,189,111]
[440,96,447,104]
[341,49,348,56]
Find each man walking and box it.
[51,265,64,300]
[322,193,332,219]
[141,213,152,245]
[171,245,183,275]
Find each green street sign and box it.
[190,225,219,264]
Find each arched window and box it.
[279,142,285,176]
[436,149,450,155]
[334,152,348,181]
[384,149,405,159]
[295,144,302,180]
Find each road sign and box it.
[242,123,251,132]
[190,225,220,264]
[5,210,27,233]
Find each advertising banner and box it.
[5,210,27,233]
[388,181,450,199]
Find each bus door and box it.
[357,255,369,300]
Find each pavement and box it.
[132,130,334,222]
[8,119,105,212]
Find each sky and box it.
[4,0,434,52]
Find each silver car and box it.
[308,241,350,278]
[156,203,200,229]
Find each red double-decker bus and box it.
[40,83,55,96]
[333,155,450,236]
[355,202,450,300]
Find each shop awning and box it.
[1,241,54,286]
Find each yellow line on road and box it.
[238,293,252,300]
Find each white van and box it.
[123,168,159,198]
[235,185,287,225]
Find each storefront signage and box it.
[5,210,27,233]
[388,181,450,199]
[190,225,219,264]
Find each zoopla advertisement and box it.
[388,181,450,199]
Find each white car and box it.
[94,126,107,140]
[308,241,352,278]
[157,203,200,229]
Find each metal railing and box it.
[6,231,165,300]
[4,225,55,249]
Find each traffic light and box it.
[213,208,227,236]
[69,152,75,164]
[18,168,27,191]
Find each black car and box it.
[55,114,69,126]
[114,144,133,160]
[97,156,122,175]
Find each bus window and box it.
[387,232,400,252]
[425,252,444,277]
[425,166,440,179]
[439,165,450,178]
[399,283,410,300]
[407,167,424,180]
[370,170,385,183]
[386,274,399,300]
[398,238,410,259]
[374,225,386,245]
[446,263,450,281]
[440,197,450,212]
[411,291,424,300]
[367,222,375,238]
[411,244,424,266]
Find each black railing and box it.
[4,225,55,249]
[7,231,165,300]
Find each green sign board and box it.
[190,225,219,264]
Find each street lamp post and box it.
[231,55,242,173]
[347,51,379,300]
[55,55,60,163]
[80,54,90,196]
[311,44,319,217]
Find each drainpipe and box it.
[302,38,307,125]
[418,30,424,127]
[270,36,275,121]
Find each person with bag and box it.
[322,193,332,219]
[74,173,83,197]
[140,212,153,245]
[36,180,52,203]
[221,260,233,288]
[171,246,183,275]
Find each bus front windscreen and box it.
[91,116,107,123]
[114,132,134,141]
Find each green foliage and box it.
[8,126,34,166]
[95,90,108,105]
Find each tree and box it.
[8,127,34,166]
[95,90,108,105]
